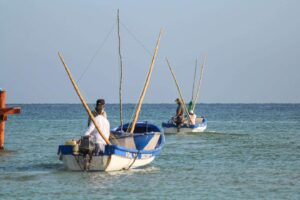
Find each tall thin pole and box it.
[117,9,123,130]
[192,55,206,111]
[165,58,192,123]
[129,30,163,134]
[58,52,111,145]
[0,91,6,150]
[191,58,198,101]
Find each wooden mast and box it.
[165,58,192,123]
[191,58,198,101]
[192,56,206,111]
[129,30,163,134]
[117,9,123,130]
[58,52,111,145]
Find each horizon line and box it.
[5,102,300,105]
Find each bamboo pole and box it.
[191,58,198,101]
[117,9,123,130]
[165,58,192,123]
[192,55,206,111]
[58,52,111,145]
[129,30,163,134]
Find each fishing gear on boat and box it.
[79,136,95,155]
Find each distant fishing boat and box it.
[162,117,207,134]
[162,58,207,134]
[57,11,164,171]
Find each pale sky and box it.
[1,0,299,103]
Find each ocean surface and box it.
[0,104,299,199]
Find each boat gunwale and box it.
[58,133,165,156]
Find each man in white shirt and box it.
[84,115,110,155]
[189,111,197,125]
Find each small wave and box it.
[2,173,40,182]
[31,163,64,171]
[175,130,249,138]
[5,163,65,172]
[106,166,160,176]
[202,131,249,137]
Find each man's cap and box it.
[189,110,194,114]
[96,99,105,105]
[175,98,181,103]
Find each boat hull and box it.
[162,118,207,134]
[163,125,207,134]
[61,154,155,171]
[58,121,165,172]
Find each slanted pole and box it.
[191,58,198,101]
[192,56,206,111]
[165,58,192,123]
[129,30,163,134]
[58,52,111,145]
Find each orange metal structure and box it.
[0,90,21,150]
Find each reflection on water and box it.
[0,149,17,157]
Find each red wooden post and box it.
[0,90,21,150]
[0,90,6,150]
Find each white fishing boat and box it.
[58,122,164,171]
[57,11,164,171]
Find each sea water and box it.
[0,104,299,199]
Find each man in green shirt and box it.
[188,100,194,113]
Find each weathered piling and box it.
[0,89,21,150]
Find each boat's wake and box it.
[178,130,249,137]
[111,165,160,175]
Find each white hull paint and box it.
[163,125,207,134]
[61,154,155,172]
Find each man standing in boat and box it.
[174,98,184,130]
[88,99,107,126]
[84,113,110,155]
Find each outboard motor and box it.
[79,136,95,170]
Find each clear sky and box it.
[1,0,299,103]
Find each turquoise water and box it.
[0,104,299,199]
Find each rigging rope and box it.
[120,21,153,57]
[73,17,158,132]
[119,22,159,132]
[77,23,116,83]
